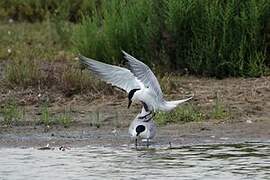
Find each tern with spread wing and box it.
[79,51,193,121]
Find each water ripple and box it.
[0,143,269,180]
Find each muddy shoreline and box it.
[1,119,269,149]
[1,76,270,148]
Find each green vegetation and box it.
[166,0,270,77]
[56,109,72,128]
[155,104,205,125]
[0,0,269,87]
[72,0,157,64]
[0,0,96,22]
[0,21,109,95]
[0,20,60,60]
[39,104,73,128]
[155,95,231,125]
[210,95,230,120]
[5,54,41,88]
[0,0,269,126]
[0,99,24,126]
[73,0,270,77]
[39,103,51,126]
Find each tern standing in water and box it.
[79,50,193,121]
[129,108,157,148]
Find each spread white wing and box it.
[79,55,142,93]
[122,51,163,99]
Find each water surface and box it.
[0,143,269,180]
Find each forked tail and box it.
[163,94,194,111]
[169,94,193,105]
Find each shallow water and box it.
[0,143,269,180]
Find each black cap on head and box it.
[127,89,140,108]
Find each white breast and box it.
[128,115,156,140]
[133,88,159,112]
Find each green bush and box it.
[0,0,96,22]
[1,0,269,77]
[72,0,158,64]
[72,0,270,77]
[166,0,270,77]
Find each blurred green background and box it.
[0,0,269,80]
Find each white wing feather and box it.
[79,55,141,93]
[122,51,163,99]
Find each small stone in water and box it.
[59,146,71,151]
[246,119,252,124]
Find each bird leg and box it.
[146,139,149,148]
[135,138,138,149]
[169,141,172,149]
